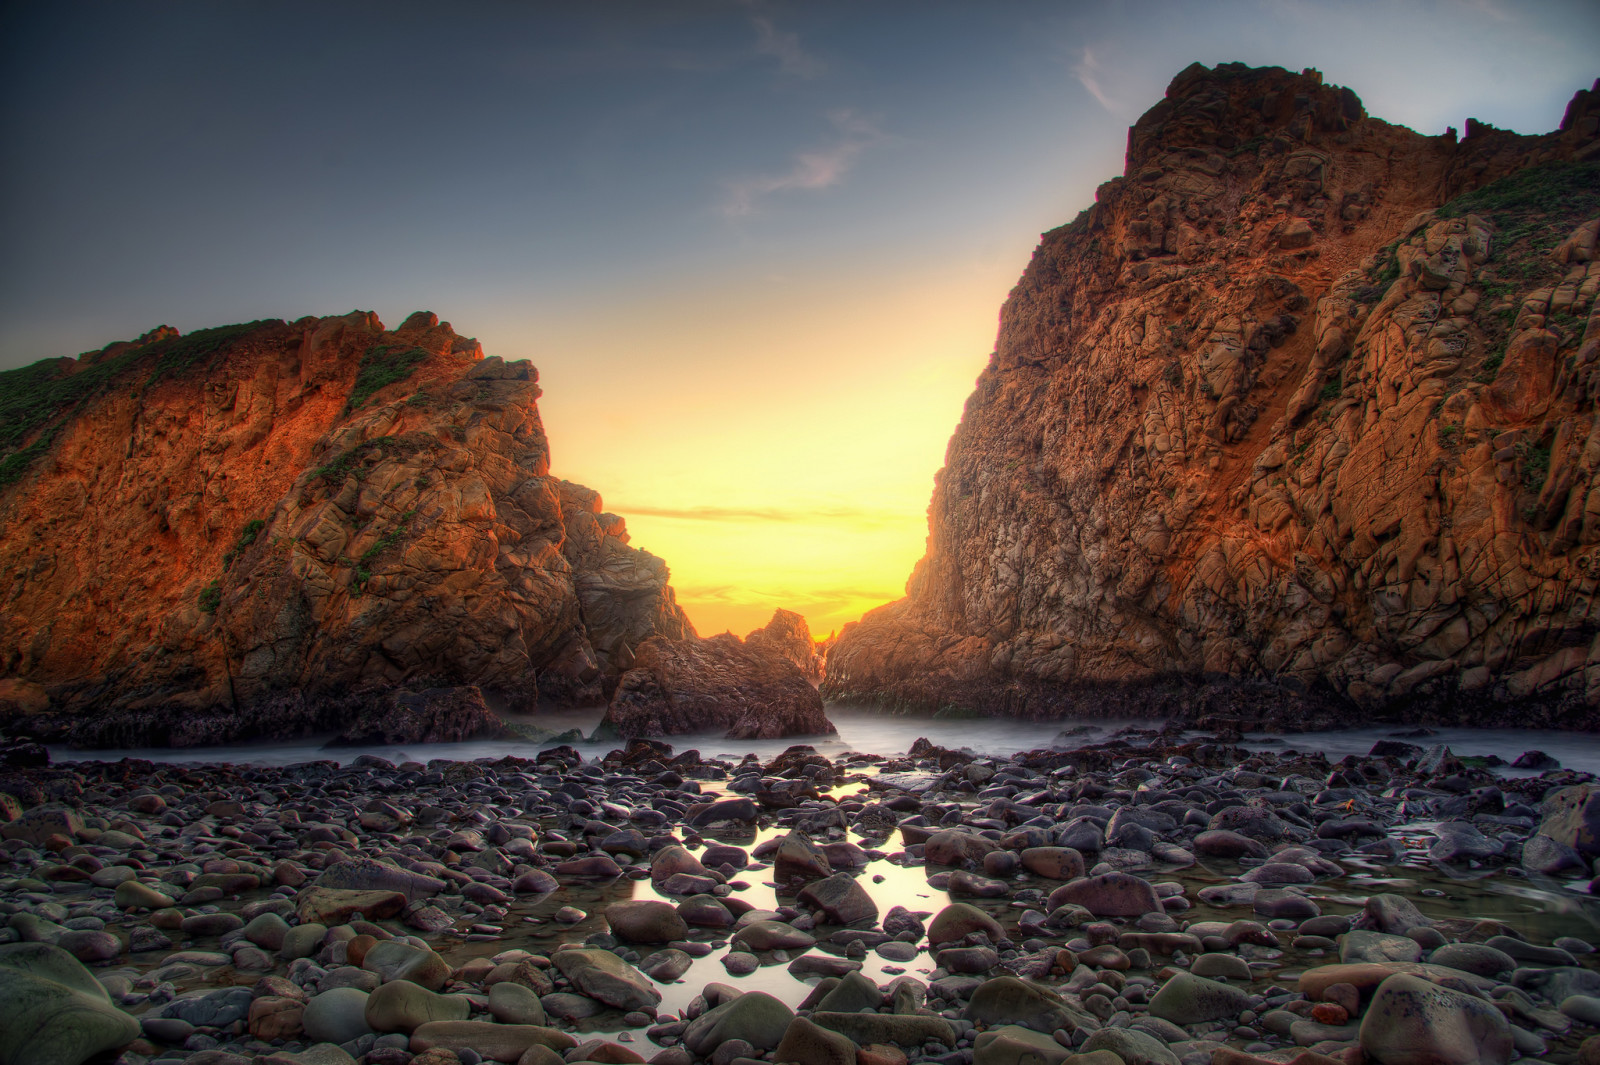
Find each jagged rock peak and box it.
[823,63,1600,732]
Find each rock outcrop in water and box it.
[826,64,1600,730]
[0,311,693,745]
[604,623,834,740]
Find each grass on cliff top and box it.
[0,320,271,488]
[348,344,431,410]
[1438,159,1600,258]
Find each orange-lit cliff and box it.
[0,311,693,744]
[825,64,1600,730]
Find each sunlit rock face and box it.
[825,63,1600,730]
[0,310,692,745]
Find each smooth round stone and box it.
[243,912,291,950]
[488,981,548,1026]
[141,1015,196,1043]
[640,949,693,983]
[181,912,244,937]
[57,930,122,964]
[0,942,141,1065]
[113,880,174,909]
[303,986,375,1044]
[722,951,759,974]
[1149,971,1251,1025]
[365,979,470,1034]
[281,923,329,960]
[89,866,137,888]
[1190,953,1253,982]
[876,941,919,962]
[555,907,587,924]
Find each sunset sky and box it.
[3,1,1596,637]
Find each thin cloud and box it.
[1073,46,1118,113]
[616,501,899,526]
[721,110,882,216]
[751,15,826,78]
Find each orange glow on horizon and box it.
[520,253,1020,642]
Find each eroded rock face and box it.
[744,607,824,679]
[825,63,1600,730]
[605,631,834,739]
[0,312,692,744]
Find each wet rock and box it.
[732,921,815,952]
[1047,872,1162,917]
[773,1016,858,1065]
[1539,784,1600,858]
[303,987,374,1045]
[1149,971,1250,1024]
[1355,894,1433,935]
[317,857,446,900]
[683,990,794,1053]
[774,834,833,883]
[297,888,407,925]
[1523,834,1587,875]
[1428,944,1515,978]
[966,977,1084,1032]
[811,1012,955,1047]
[1019,847,1086,880]
[973,1026,1072,1065]
[0,942,140,1065]
[606,901,690,944]
[1359,972,1512,1065]
[1341,930,1423,965]
[552,948,661,1011]
[640,949,692,982]
[1081,1027,1180,1065]
[363,940,450,991]
[798,873,879,926]
[928,903,1004,948]
[409,1021,576,1063]
[364,980,469,1033]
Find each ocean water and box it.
[47,701,1600,777]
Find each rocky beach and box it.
[3,40,1600,1065]
[4,728,1600,1065]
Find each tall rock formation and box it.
[825,64,1600,730]
[0,311,693,745]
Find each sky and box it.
[2,1,1596,638]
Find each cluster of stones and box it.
[2,729,1600,1065]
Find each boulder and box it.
[1081,1028,1179,1065]
[302,988,374,1045]
[296,888,407,925]
[0,942,140,1065]
[364,981,469,1034]
[316,857,445,901]
[966,977,1084,1033]
[773,1016,858,1065]
[409,1021,575,1063]
[774,833,833,883]
[605,900,689,944]
[604,633,835,739]
[551,948,661,1011]
[974,1026,1073,1065]
[1047,873,1162,917]
[1539,785,1600,858]
[1148,971,1250,1024]
[362,940,450,991]
[682,991,795,1054]
[797,873,879,926]
[1358,973,1512,1065]
[928,903,1004,948]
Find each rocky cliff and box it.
[0,311,693,745]
[825,64,1600,731]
